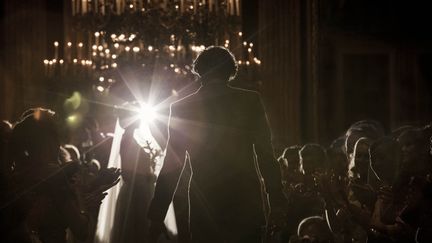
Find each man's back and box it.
[148,47,284,243]
[168,83,267,241]
[172,83,263,188]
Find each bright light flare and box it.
[138,103,156,124]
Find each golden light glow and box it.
[253,57,261,65]
[96,86,105,92]
[67,114,77,123]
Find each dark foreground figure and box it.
[148,46,285,243]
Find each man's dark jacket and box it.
[148,82,284,241]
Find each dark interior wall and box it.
[0,1,6,119]
[258,0,320,149]
[258,0,302,150]
[319,0,432,142]
[338,52,390,130]
[321,0,432,41]
[1,0,47,120]
[256,0,432,148]
[0,0,65,121]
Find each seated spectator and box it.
[6,108,92,242]
[63,144,81,163]
[289,216,334,243]
[390,125,415,140]
[348,138,372,185]
[281,144,327,241]
[368,137,412,243]
[406,178,432,243]
[345,120,385,162]
[327,144,348,180]
[347,138,375,210]
[324,138,372,243]
[278,145,303,193]
[299,144,327,176]
[3,108,120,243]
[397,128,431,179]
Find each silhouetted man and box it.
[148,46,285,243]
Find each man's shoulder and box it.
[228,85,262,103]
[228,85,260,95]
[170,85,261,111]
[170,88,201,110]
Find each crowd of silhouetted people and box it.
[1,107,431,243]
[278,120,432,243]
[0,108,121,243]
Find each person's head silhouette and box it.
[192,46,238,84]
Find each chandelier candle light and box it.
[44,0,260,94]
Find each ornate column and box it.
[258,0,319,148]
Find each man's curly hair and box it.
[192,46,238,82]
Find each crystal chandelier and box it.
[43,0,261,95]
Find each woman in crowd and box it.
[0,108,120,243]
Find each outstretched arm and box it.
[148,106,187,223]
